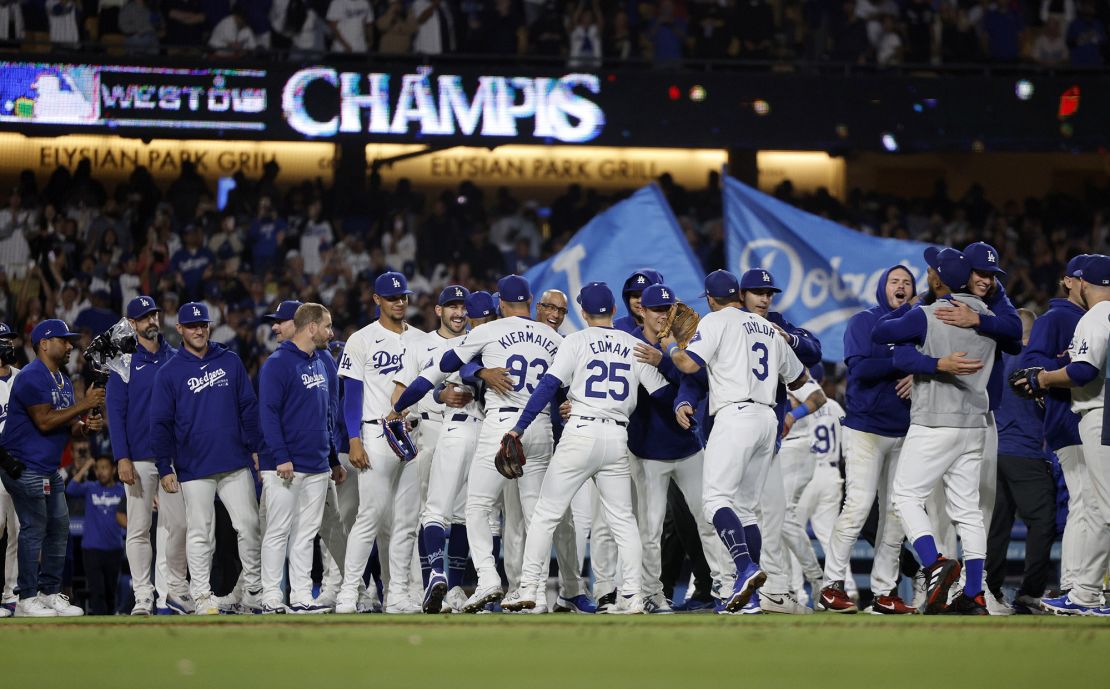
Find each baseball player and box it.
[614,268,665,334]
[625,283,730,614]
[1016,253,1110,616]
[151,302,264,615]
[1018,254,1090,610]
[501,282,674,614]
[0,323,21,617]
[106,296,191,616]
[873,248,997,615]
[390,274,583,613]
[258,303,342,614]
[666,270,809,613]
[819,265,924,614]
[334,271,426,614]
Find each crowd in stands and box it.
[0,0,1108,67]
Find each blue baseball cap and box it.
[31,319,81,346]
[1066,254,1090,278]
[923,246,944,270]
[439,285,470,306]
[465,291,495,319]
[498,275,532,303]
[641,283,678,309]
[577,282,616,315]
[739,268,782,293]
[126,295,160,320]
[263,300,302,322]
[934,248,972,292]
[964,241,1006,276]
[622,268,665,295]
[375,271,413,298]
[700,270,740,298]
[178,302,211,325]
[0,322,16,338]
[1076,254,1110,286]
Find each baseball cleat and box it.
[236,590,264,615]
[985,590,1014,616]
[422,572,449,614]
[869,595,918,615]
[1012,594,1044,615]
[819,581,857,613]
[1041,593,1102,616]
[740,592,762,614]
[334,600,359,615]
[43,593,83,617]
[501,589,537,612]
[607,593,645,614]
[358,590,382,614]
[193,595,221,616]
[15,596,57,618]
[0,605,10,618]
[760,590,811,615]
[674,595,715,612]
[314,593,337,610]
[259,601,288,615]
[385,597,422,614]
[644,593,674,614]
[553,594,597,614]
[131,595,154,616]
[444,587,469,613]
[595,590,617,613]
[944,592,989,615]
[461,584,504,613]
[288,602,331,614]
[166,591,195,615]
[921,556,961,615]
[725,564,766,613]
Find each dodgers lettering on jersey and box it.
[1067,300,1110,414]
[186,368,228,393]
[808,398,845,461]
[433,316,563,411]
[340,320,425,420]
[685,307,805,414]
[0,367,19,434]
[548,327,669,424]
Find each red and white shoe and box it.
[819,581,858,613]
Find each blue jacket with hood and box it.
[150,343,262,481]
[614,268,664,334]
[842,265,916,437]
[106,336,177,462]
[258,341,337,474]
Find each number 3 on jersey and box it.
[585,360,630,400]
[506,354,549,392]
[751,342,769,381]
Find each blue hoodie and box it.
[258,341,336,474]
[1019,297,1083,451]
[106,337,177,462]
[320,350,348,455]
[150,343,262,481]
[614,268,664,334]
[842,265,916,437]
[996,353,1047,459]
[627,326,704,460]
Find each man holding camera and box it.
[0,319,105,617]
[106,296,191,616]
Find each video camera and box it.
[83,318,138,388]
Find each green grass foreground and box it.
[2,614,1105,689]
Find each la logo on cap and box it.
[141,298,150,306]
[761,271,771,283]
[987,251,997,263]
[454,288,463,296]
[192,307,201,316]
[392,277,401,288]
[636,276,646,284]
[661,289,670,300]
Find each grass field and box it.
[3,614,1106,689]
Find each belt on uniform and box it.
[493,407,520,413]
[572,415,627,427]
[362,419,382,425]
[449,413,479,422]
[420,412,443,421]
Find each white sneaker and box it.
[0,605,11,618]
[15,596,57,617]
[43,593,83,617]
[609,593,645,615]
[166,591,195,615]
[357,592,383,614]
[444,586,469,613]
[237,589,263,615]
[760,591,812,615]
[259,598,287,614]
[314,593,337,610]
[645,593,674,614]
[986,591,1014,616]
[462,584,504,613]
[384,597,421,614]
[131,595,154,616]
[193,595,221,616]
[334,596,359,614]
[289,600,331,614]
[501,589,537,612]
[216,591,241,614]
[1013,593,1045,614]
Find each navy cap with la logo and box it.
[178,302,211,325]
[127,295,161,320]
[963,242,1006,276]
[438,284,471,306]
[739,268,783,294]
[375,271,414,298]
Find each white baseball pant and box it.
[125,460,188,607]
[568,482,618,597]
[630,452,729,598]
[0,479,18,604]
[319,453,356,600]
[979,413,999,537]
[775,440,823,582]
[386,417,439,604]
[893,425,987,561]
[797,460,843,559]
[1055,444,1093,592]
[261,470,330,605]
[822,429,904,594]
[422,415,481,529]
[520,421,641,598]
[502,471,585,599]
[702,403,777,527]
[180,467,262,601]
[1073,410,1110,606]
[759,458,797,592]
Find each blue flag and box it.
[524,184,707,330]
[723,176,934,362]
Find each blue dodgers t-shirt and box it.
[0,358,77,474]
[66,479,125,551]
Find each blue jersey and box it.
[0,359,76,474]
[66,480,125,551]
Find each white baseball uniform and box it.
[796,399,847,561]
[0,367,20,606]
[1065,299,1110,606]
[686,307,804,527]
[336,320,425,609]
[516,326,669,600]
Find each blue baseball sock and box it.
[712,508,752,573]
[964,559,984,598]
[912,535,939,567]
[421,523,447,583]
[743,524,762,564]
[447,523,469,589]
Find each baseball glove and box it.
[659,302,700,349]
[383,418,418,462]
[1008,366,1046,400]
[494,433,526,479]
